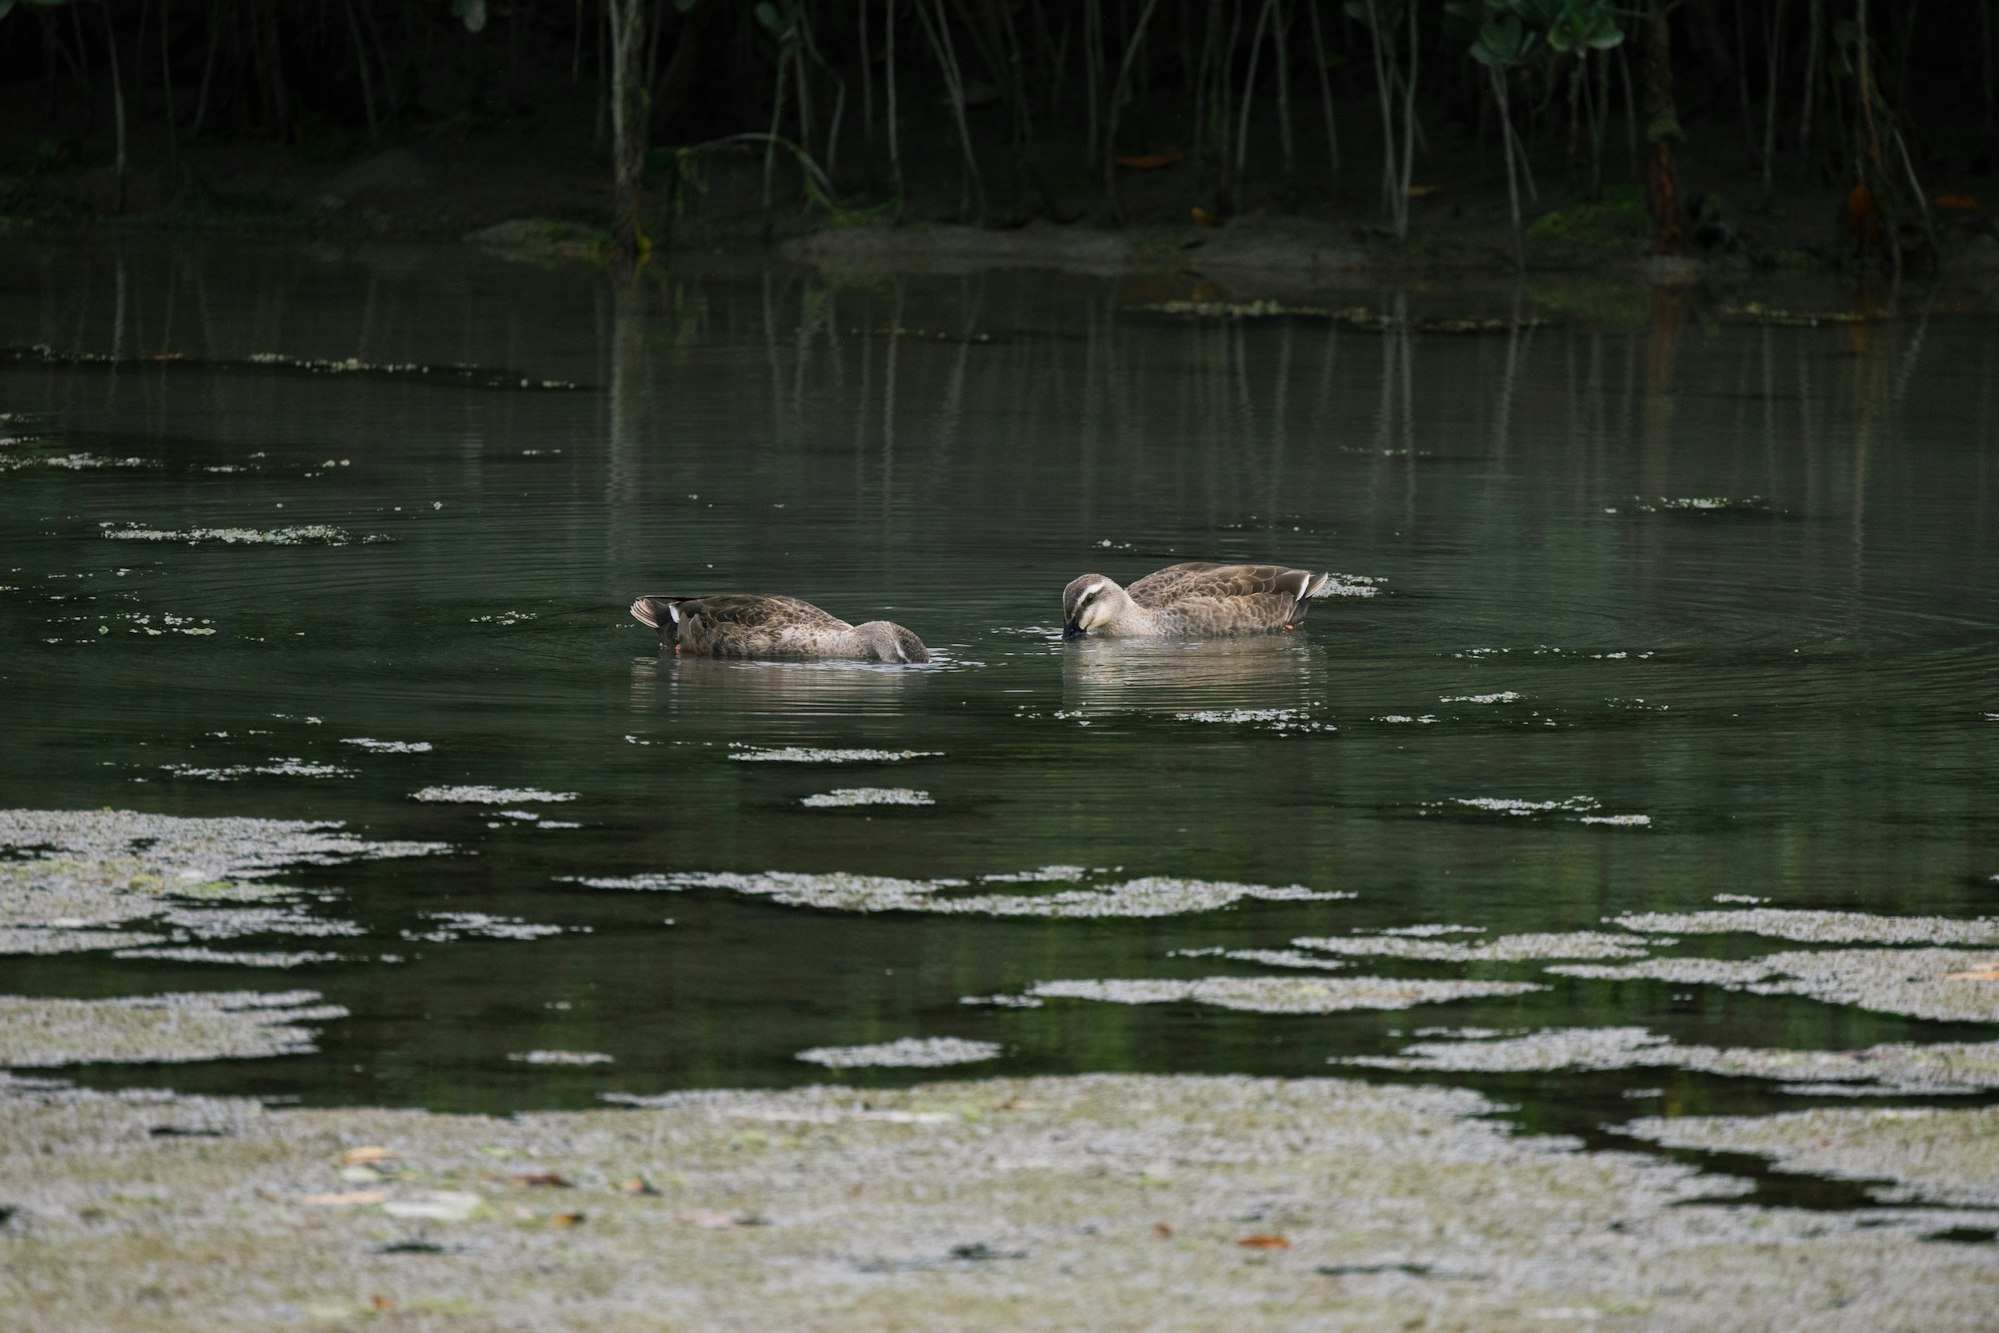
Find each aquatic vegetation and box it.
[1610,909,1999,946]
[111,946,345,968]
[1174,946,1350,971]
[0,808,444,957]
[1551,948,1999,1023]
[1292,930,1653,962]
[160,758,356,781]
[1626,1106,1999,1209]
[577,869,1354,918]
[1174,708,1334,732]
[404,913,571,942]
[796,1037,1002,1068]
[36,1071,1997,1330]
[100,523,367,545]
[0,990,344,1066]
[1028,976,1546,1013]
[410,785,578,804]
[799,787,936,808]
[508,1050,615,1065]
[1343,1027,1999,1094]
[727,745,942,763]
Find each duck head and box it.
[1062,574,1127,639]
[854,621,931,664]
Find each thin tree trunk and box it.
[1236,0,1276,197]
[1103,0,1163,222]
[1363,0,1401,232]
[1491,65,1524,272]
[1397,0,1418,241]
[914,0,986,223]
[1799,0,1823,169]
[1643,0,1684,252]
[1762,0,1786,197]
[161,0,178,162]
[1273,0,1294,178]
[342,0,379,143]
[887,0,904,201]
[606,0,649,255]
[1307,0,1339,189]
[192,0,219,136]
[103,1,128,213]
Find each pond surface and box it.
[3,238,1995,1163]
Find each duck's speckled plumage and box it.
[631,594,930,663]
[1062,562,1333,638]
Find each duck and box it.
[631,594,930,663]
[1061,563,1334,639]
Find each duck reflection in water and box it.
[1061,634,1315,719]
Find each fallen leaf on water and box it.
[1154,1222,1175,1239]
[678,1209,741,1229]
[371,1295,394,1312]
[508,1171,573,1188]
[1237,1234,1291,1250]
[299,1190,388,1207]
[341,1146,396,1166]
[618,1177,662,1195]
[551,1211,586,1227]
[1114,151,1183,170]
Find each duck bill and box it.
[1062,620,1087,640]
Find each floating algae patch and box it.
[1173,946,1350,971]
[100,523,372,546]
[0,927,165,954]
[576,870,1353,919]
[0,808,445,956]
[160,758,356,781]
[1028,976,1545,1013]
[1611,909,1999,946]
[796,1037,1003,1068]
[4,1074,1998,1329]
[1343,1028,1999,1094]
[410,785,577,804]
[1173,708,1333,732]
[403,912,570,942]
[1293,931,1654,962]
[1627,1106,1999,1209]
[1552,949,1999,1023]
[729,745,943,763]
[799,788,935,808]
[111,947,345,968]
[340,737,433,754]
[0,990,344,1066]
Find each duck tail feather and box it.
[630,596,681,630]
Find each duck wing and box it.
[1127,563,1327,629]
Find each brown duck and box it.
[1061,563,1334,639]
[630,594,930,663]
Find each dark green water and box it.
[3,239,1996,1133]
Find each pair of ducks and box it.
[630,562,1337,662]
